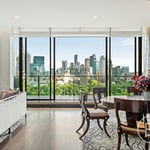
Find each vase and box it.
[143,91,150,100]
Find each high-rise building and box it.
[15,52,31,76]
[85,58,93,75]
[99,56,105,75]
[112,66,121,78]
[31,56,45,75]
[90,54,96,74]
[85,58,90,68]
[33,56,44,65]
[74,54,78,65]
[121,66,129,75]
[62,60,67,73]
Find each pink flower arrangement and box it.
[133,75,150,92]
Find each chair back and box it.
[93,87,106,108]
[115,97,150,127]
[127,86,138,96]
[79,92,89,118]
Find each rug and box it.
[82,110,147,150]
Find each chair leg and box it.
[125,134,130,147]
[103,117,111,138]
[145,143,149,150]
[97,119,103,130]
[117,132,121,150]
[76,115,85,133]
[79,119,90,140]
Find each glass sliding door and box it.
[26,37,51,100]
[55,37,106,101]
[111,37,135,95]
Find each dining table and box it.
[101,95,148,109]
[101,95,150,127]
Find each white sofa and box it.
[0,92,26,135]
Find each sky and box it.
[14,36,135,72]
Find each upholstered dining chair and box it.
[115,97,150,150]
[93,87,109,112]
[76,92,110,140]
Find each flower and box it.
[133,75,150,92]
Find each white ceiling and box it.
[1,0,150,29]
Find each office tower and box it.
[74,54,78,65]
[85,58,93,75]
[85,58,90,68]
[112,66,121,78]
[62,60,67,73]
[121,66,129,75]
[15,52,31,76]
[99,56,105,76]
[70,62,74,69]
[32,56,45,75]
[90,54,96,74]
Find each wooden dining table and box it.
[101,95,150,127]
[101,95,147,109]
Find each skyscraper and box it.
[121,66,129,75]
[31,56,45,75]
[90,54,96,74]
[62,60,67,73]
[74,54,78,65]
[99,55,105,75]
[85,58,93,75]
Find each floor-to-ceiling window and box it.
[13,28,142,101]
[55,37,106,101]
[111,37,135,95]
[26,37,51,100]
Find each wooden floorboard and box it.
[0,108,83,150]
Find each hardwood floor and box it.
[0,108,83,150]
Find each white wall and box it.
[0,27,13,90]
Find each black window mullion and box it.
[19,37,23,92]
[108,36,111,96]
[138,37,142,76]
[105,37,108,96]
[49,37,52,100]
[25,37,27,91]
[53,37,56,100]
[134,37,137,75]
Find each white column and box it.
[0,27,13,90]
[143,27,150,75]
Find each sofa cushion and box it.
[1,89,20,100]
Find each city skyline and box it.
[24,52,130,76]
[14,36,134,73]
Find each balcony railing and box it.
[14,74,134,101]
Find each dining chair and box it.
[93,87,109,112]
[115,97,150,150]
[127,86,139,96]
[76,92,110,140]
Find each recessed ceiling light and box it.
[93,15,98,19]
[14,15,20,19]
